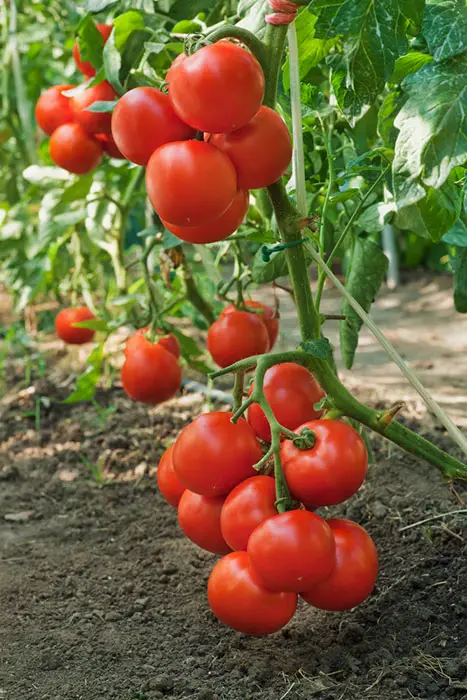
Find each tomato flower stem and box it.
[202,24,268,71]
[233,371,245,412]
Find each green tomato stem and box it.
[202,24,269,72]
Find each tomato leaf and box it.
[73,319,111,331]
[443,215,467,246]
[300,338,331,361]
[340,238,388,369]
[395,179,462,242]
[377,91,404,149]
[389,52,433,84]
[282,10,337,92]
[163,228,183,250]
[86,0,118,11]
[423,0,467,62]
[251,248,288,283]
[393,56,467,208]
[77,15,105,70]
[103,31,124,95]
[85,99,118,113]
[63,344,104,404]
[453,246,467,313]
[171,329,204,359]
[60,174,94,203]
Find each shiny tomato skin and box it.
[301,519,378,610]
[125,328,180,359]
[71,81,116,136]
[169,42,265,134]
[110,87,195,166]
[73,24,112,77]
[208,551,297,635]
[49,123,103,175]
[221,300,279,348]
[247,363,325,442]
[178,490,231,555]
[166,52,187,83]
[173,412,262,497]
[35,85,75,136]
[247,510,335,592]
[121,342,182,405]
[220,476,277,551]
[207,311,269,368]
[95,132,125,159]
[156,444,185,507]
[281,420,368,508]
[209,106,292,189]
[161,189,248,244]
[146,141,237,227]
[55,307,96,345]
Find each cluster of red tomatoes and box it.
[34,24,124,174]
[157,374,377,635]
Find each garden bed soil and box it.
[0,377,466,700]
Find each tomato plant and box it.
[207,552,297,635]
[301,519,378,611]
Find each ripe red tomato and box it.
[55,307,96,345]
[146,141,237,227]
[121,341,182,405]
[207,310,269,368]
[302,519,378,610]
[71,81,116,136]
[95,132,125,159]
[209,106,292,189]
[173,412,261,496]
[111,87,195,166]
[220,475,277,551]
[125,328,180,359]
[168,41,265,134]
[166,52,186,83]
[156,444,185,507]
[49,123,103,174]
[281,420,368,508]
[247,510,335,592]
[35,85,75,136]
[247,363,325,442]
[178,490,231,555]
[73,24,112,77]
[208,551,297,635]
[221,300,279,348]
[161,189,248,244]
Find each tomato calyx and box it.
[291,427,316,451]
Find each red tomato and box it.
[209,107,292,189]
[49,123,103,174]
[161,189,248,244]
[125,328,180,359]
[178,490,231,555]
[220,475,277,551]
[110,87,195,166]
[156,445,185,507]
[247,363,325,442]
[121,341,182,405]
[221,300,279,348]
[73,24,112,77]
[71,81,116,136]
[166,52,187,83]
[302,519,378,610]
[281,420,368,508]
[95,132,125,159]
[55,307,96,345]
[169,42,265,133]
[35,85,75,136]
[146,141,237,227]
[173,412,262,496]
[208,551,297,635]
[247,510,335,592]
[207,311,269,368]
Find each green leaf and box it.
[60,174,94,203]
[340,238,388,369]
[63,344,104,404]
[241,229,277,244]
[423,0,467,62]
[73,319,110,331]
[393,56,467,208]
[389,52,433,83]
[85,99,118,113]
[377,90,404,149]
[356,201,396,232]
[309,0,420,122]
[86,0,118,11]
[282,10,337,92]
[103,31,124,95]
[77,15,105,70]
[251,248,288,283]
[395,179,462,241]
[171,329,204,358]
[442,214,467,246]
[453,246,467,312]
[113,10,145,50]
[163,228,183,249]
[300,338,331,360]
[330,189,361,203]
[172,19,202,33]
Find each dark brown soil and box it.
[1,376,466,700]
